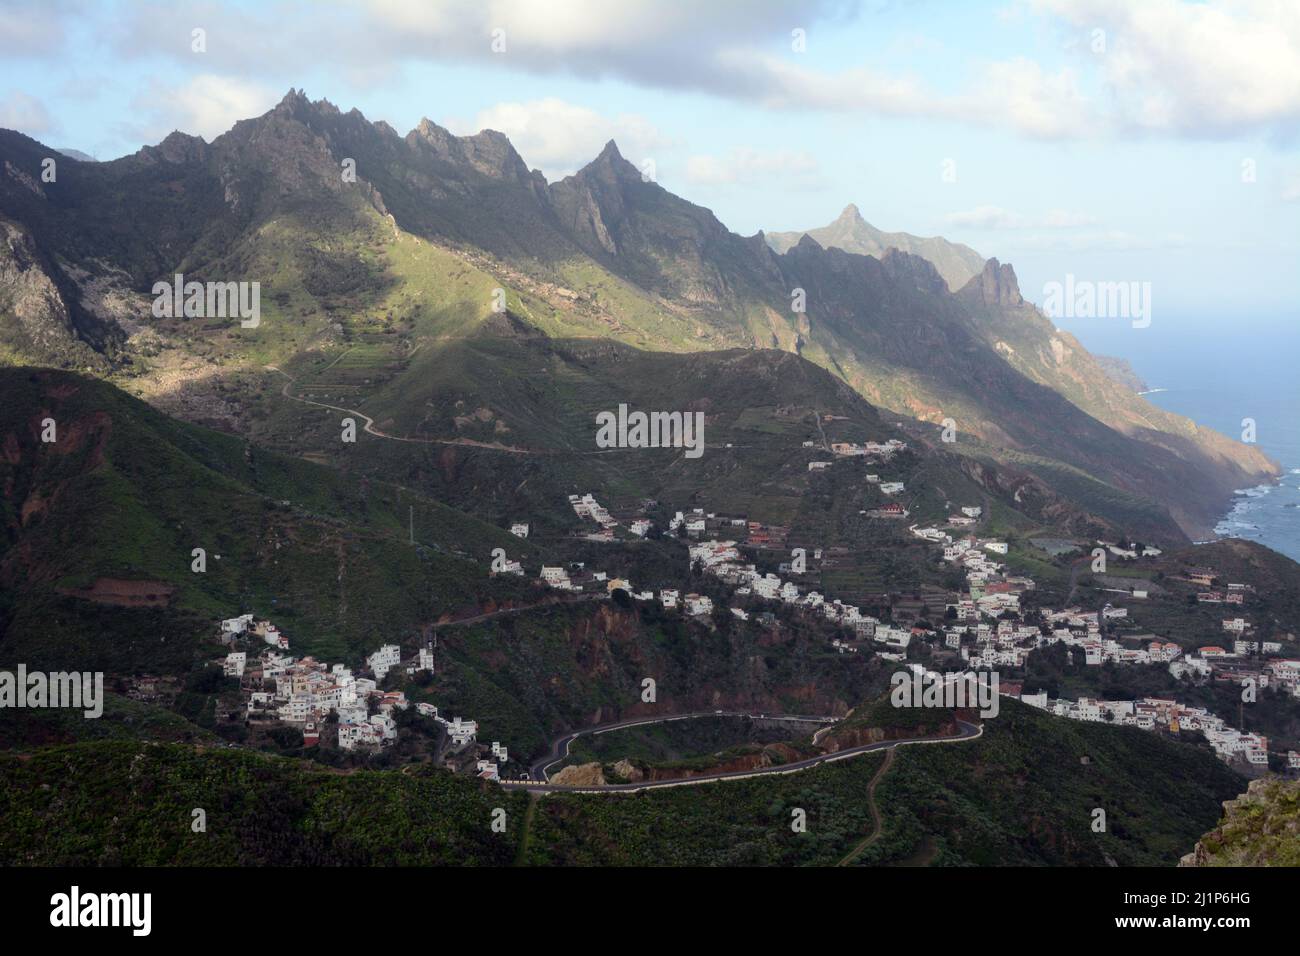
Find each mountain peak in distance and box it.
[766,204,986,292]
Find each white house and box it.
[685,594,714,617]
[541,566,571,588]
[223,651,247,678]
[367,644,402,682]
[220,614,254,638]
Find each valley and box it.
[1,89,1296,871]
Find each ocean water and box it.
[1059,318,1300,562]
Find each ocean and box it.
[1060,318,1300,562]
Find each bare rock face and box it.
[0,220,77,358]
[966,258,1024,307]
[549,762,607,787]
[611,758,643,782]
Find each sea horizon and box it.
[1061,317,1300,561]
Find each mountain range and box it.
[2,89,1299,870]
[0,88,1277,541]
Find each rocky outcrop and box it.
[549,762,607,787]
[0,218,116,367]
[611,758,643,782]
[1180,777,1300,866]
[961,257,1024,308]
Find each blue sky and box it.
[2,0,1298,326]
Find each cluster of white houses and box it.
[570,493,617,529]
[904,528,1300,766]
[805,437,908,469]
[1008,687,1299,769]
[218,616,502,771]
[686,539,889,642]
[534,489,1300,770]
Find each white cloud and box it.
[1028,0,1300,137]
[103,1,1099,140]
[0,90,53,135]
[25,0,1300,146]
[685,148,822,188]
[0,0,73,57]
[947,205,1099,229]
[973,58,1097,139]
[447,98,670,179]
[131,74,278,142]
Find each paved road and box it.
[525,710,838,783]
[503,713,982,794]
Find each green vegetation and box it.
[526,699,1243,866]
[0,741,526,865]
[1182,777,1300,867]
[0,367,534,674]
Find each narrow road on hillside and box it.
[270,366,760,458]
[268,365,538,453]
[436,593,607,629]
[503,714,981,794]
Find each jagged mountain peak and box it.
[272,87,340,119]
[964,257,1023,307]
[836,202,863,223]
[766,207,987,293]
[138,130,210,164]
[793,233,824,252]
[569,138,642,184]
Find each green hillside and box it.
[0,741,528,866]
[525,699,1245,866]
[0,367,535,672]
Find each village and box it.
[199,431,1300,783]
[213,614,510,782]
[511,449,1300,774]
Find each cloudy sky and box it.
[2,0,1298,323]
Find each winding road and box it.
[500,712,982,794]
[268,365,537,453]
